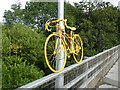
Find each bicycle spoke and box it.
[51,55,56,68]
[50,56,54,65]
[48,43,53,49]
[49,42,54,50]
[50,40,56,50]
[49,54,53,59]
[75,38,79,46]
[47,48,53,52]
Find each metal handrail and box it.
[16,45,120,89]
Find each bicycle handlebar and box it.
[45,18,76,32]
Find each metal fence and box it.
[16,45,120,89]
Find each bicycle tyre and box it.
[44,33,67,73]
[73,34,83,63]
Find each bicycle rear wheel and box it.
[44,33,66,73]
[73,34,83,63]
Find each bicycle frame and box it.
[55,25,76,55]
[44,18,83,72]
[46,18,80,55]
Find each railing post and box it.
[115,47,117,62]
[118,45,120,58]
[83,58,89,84]
[117,46,119,59]
[55,0,64,88]
[85,61,88,80]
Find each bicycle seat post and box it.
[70,30,73,54]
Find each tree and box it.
[3,0,120,68]
[2,23,48,88]
[4,2,24,28]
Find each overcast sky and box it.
[0,0,120,22]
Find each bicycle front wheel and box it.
[73,34,83,63]
[44,33,66,73]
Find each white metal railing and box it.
[16,45,120,89]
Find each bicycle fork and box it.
[54,26,62,55]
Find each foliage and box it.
[2,56,44,88]
[2,1,120,88]
[73,1,119,56]
[3,2,58,33]
[2,23,49,88]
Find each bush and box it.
[2,56,44,89]
[2,23,48,88]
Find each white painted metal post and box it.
[55,0,64,88]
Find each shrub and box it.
[2,56,44,89]
[2,23,48,88]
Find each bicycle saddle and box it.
[69,27,76,31]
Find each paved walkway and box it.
[98,58,120,88]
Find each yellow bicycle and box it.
[44,18,83,73]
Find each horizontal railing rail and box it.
[16,45,120,89]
